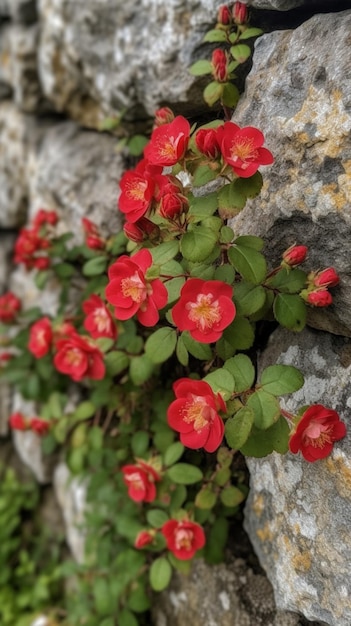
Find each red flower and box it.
[306,290,333,307]
[105,249,168,327]
[289,404,346,462]
[211,49,229,82]
[54,334,105,381]
[14,227,51,269]
[82,218,105,250]
[313,267,339,288]
[134,529,155,548]
[30,418,50,436]
[0,292,21,323]
[118,162,157,223]
[282,244,308,267]
[161,519,205,560]
[144,116,190,166]
[167,378,226,452]
[28,317,53,358]
[171,278,235,343]
[195,128,221,159]
[9,412,28,431]
[122,460,160,503]
[219,122,274,178]
[233,1,248,25]
[82,295,117,340]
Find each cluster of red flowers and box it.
[9,412,50,436]
[0,291,21,323]
[14,209,58,270]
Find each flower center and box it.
[121,272,147,303]
[127,471,144,491]
[65,348,84,367]
[186,293,221,331]
[182,396,214,431]
[231,137,258,165]
[303,421,333,449]
[36,329,47,346]
[126,178,147,200]
[158,134,183,160]
[175,528,193,551]
[93,307,111,332]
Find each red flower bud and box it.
[9,412,28,431]
[211,49,229,83]
[218,5,231,25]
[159,192,189,219]
[233,1,248,25]
[33,257,50,270]
[134,530,155,549]
[282,245,308,267]
[306,290,333,307]
[195,128,221,159]
[0,292,21,323]
[154,107,175,127]
[86,235,105,250]
[30,418,50,436]
[313,267,339,288]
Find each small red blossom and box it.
[122,460,161,503]
[123,217,160,243]
[105,249,168,327]
[82,218,105,250]
[154,107,175,127]
[195,128,221,159]
[161,519,206,560]
[134,529,156,549]
[14,225,52,269]
[9,412,28,431]
[289,404,346,462]
[144,116,190,166]
[0,292,21,323]
[211,49,229,82]
[30,418,50,436]
[167,378,226,452]
[155,175,189,219]
[28,317,53,358]
[54,334,105,381]
[219,122,274,178]
[33,209,58,228]
[171,278,235,343]
[119,165,156,223]
[233,1,248,25]
[218,5,231,25]
[313,267,339,288]
[306,290,333,307]
[282,244,308,267]
[82,295,117,340]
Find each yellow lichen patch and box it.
[326,455,351,499]
[321,183,347,212]
[252,493,265,518]
[256,522,273,542]
[292,551,312,572]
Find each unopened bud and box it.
[313,267,339,288]
[195,128,221,159]
[211,49,229,83]
[218,5,231,25]
[282,244,308,267]
[154,107,175,128]
[306,290,333,307]
[233,1,248,25]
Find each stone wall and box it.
[1,1,351,625]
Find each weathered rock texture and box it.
[232,10,351,336]
[244,328,351,625]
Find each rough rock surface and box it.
[0,103,29,226]
[54,462,87,563]
[153,552,305,626]
[232,10,351,335]
[244,327,351,626]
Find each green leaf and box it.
[188,191,218,220]
[145,328,177,364]
[225,406,254,449]
[95,337,115,353]
[127,581,151,613]
[203,81,223,107]
[129,354,155,385]
[176,335,189,366]
[149,557,172,591]
[181,332,212,360]
[214,263,235,284]
[217,181,246,219]
[195,486,217,510]
[203,368,234,401]
[192,164,219,187]
[221,82,240,108]
[168,552,192,574]
[234,282,266,317]
[214,466,231,486]
[204,517,228,564]
[239,27,263,40]
[131,431,150,456]
[147,509,169,528]
[128,134,148,156]
[228,245,267,284]
[265,268,307,294]
[167,463,203,485]
[181,226,218,262]
[34,269,49,290]
[240,416,289,457]
[82,255,108,277]
[271,415,290,453]
[150,240,179,266]
[260,364,304,396]
[222,317,255,351]
[93,578,115,616]
[220,486,245,507]
[219,226,235,245]
[230,44,251,63]
[247,389,281,430]
[163,442,185,467]
[53,262,76,279]
[71,401,96,421]
[104,350,129,376]
[224,354,255,392]
[165,276,185,304]
[273,293,307,331]
[234,235,264,251]
[203,29,227,43]
[119,608,139,626]
[235,172,263,198]
[188,262,216,280]
[189,59,213,75]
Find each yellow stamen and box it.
[186,293,221,331]
[121,272,147,303]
